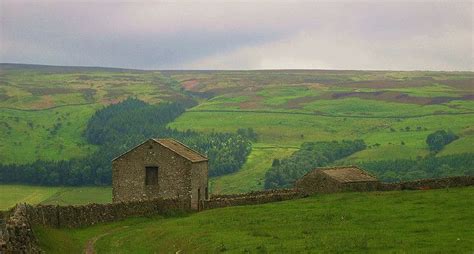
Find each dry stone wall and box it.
[0,198,189,253]
[0,204,41,253]
[203,189,304,209]
[378,175,474,191]
[1,175,472,252]
[26,198,190,228]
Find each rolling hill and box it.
[1,63,473,198]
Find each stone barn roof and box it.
[152,138,208,162]
[112,138,208,163]
[312,166,378,183]
[302,166,378,183]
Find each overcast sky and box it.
[0,0,472,70]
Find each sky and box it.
[0,0,472,71]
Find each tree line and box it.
[359,153,474,182]
[426,130,459,153]
[264,140,367,189]
[0,98,252,185]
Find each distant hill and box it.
[1,63,473,193]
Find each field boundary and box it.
[1,176,473,252]
[188,109,474,119]
[0,102,96,112]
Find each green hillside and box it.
[35,187,474,253]
[1,64,473,194]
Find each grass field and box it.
[35,187,474,253]
[0,105,99,164]
[0,185,111,210]
[210,144,298,194]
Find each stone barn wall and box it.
[191,161,209,210]
[295,171,342,195]
[341,181,381,192]
[113,139,192,203]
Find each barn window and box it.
[145,166,158,185]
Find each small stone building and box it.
[112,138,208,210]
[295,166,379,195]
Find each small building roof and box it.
[112,138,208,163]
[153,138,208,163]
[319,166,378,183]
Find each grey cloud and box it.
[0,0,472,70]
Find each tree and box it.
[426,130,459,152]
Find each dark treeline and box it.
[0,98,252,185]
[264,140,367,189]
[426,130,459,153]
[359,153,474,182]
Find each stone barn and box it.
[112,138,208,210]
[295,166,379,195]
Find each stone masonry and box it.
[112,138,209,210]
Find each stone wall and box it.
[26,198,190,229]
[1,175,472,252]
[378,175,474,191]
[191,161,209,211]
[203,189,304,209]
[0,204,41,253]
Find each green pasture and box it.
[301,97,470,117]
[257,86,322,106]
[170,111,474,161]
[0,185,112,211]
[0,104,99,164]
[210,144,298,194]
[35,187,474,253]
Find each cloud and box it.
[0,0,472,70]
[187,28,473,71]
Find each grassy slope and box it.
[0,185,111,210]
[210,144,297,194]
[0,66,181,164]
[0,105,99,164]
[35,187,474,253]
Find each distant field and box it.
[0,185,111,210]
[0,105,99,164]
[170,112,473,161]
[0,64,183,164]
[35,187,474,253]
[210,144,298,194]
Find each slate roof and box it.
[319,166,378,183]
[112,138,208,163]
[153,138,208,163]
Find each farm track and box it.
[83,226,129,254]
[188,109,474,119]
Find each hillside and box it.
[35,187,474,253]
[1,64,473,194]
